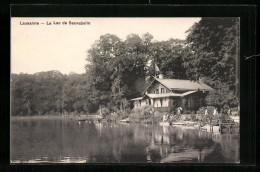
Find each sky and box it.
[11,17,201,74]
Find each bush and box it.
[153,111,164,123]
[196,106,221,124]
[129,105,156,123]
[130,106,180,123]
[153,111,174,123]
[97,107,110,118]
[114,110,130,120]
[129,112,142,123]
[133,105,153,119]
[107,112,120,122]
[190,114,197,121]
[196,106,215,116]
[168,115,180,123]
[183,109,195,114]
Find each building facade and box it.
[131,76,214,112]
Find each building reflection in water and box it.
[11,119,240,163]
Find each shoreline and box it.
[11,114,101,120]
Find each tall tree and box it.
[183,17,239,106]
[86,34,123,113]
[85,33,153,113]
[11,74,35,115]
[148,39,187,79]
[62,73,94,113]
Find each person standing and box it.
[205,108,208,116]
[213,108,218,116]
[227,107,231,115]
[177,107,182,115]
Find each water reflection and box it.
[11,119,239,163]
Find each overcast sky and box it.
[11,17,201,74]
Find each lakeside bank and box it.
[11,114,102,120]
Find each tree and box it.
[148,39,187,79]
[32,71,65,115]
[85,34,122,113]
[11,71,96,116]
[85,33,153,113]
[183,17,239,106]
[11,74,35,115]
[62,73,94,114]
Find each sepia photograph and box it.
[11,17,240,163]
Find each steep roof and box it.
[143,78,213,94]
[155,78,213,91]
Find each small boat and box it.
[230,116,240,123]
[181,125,196,129]
[171,122,185,126]
[212,126,220,133]
[159,122,170,126]
[183,121,197,126]
[200,125,211,132]
[119,118,130,123]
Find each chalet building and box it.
[131,74,214,111]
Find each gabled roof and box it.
[142,77,214,94]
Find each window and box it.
[156,88,159,94]
[188,98,192,108]
[161,88,164,93]
[200,98,204,106]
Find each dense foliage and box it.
[11,71,94,116]
[183,17,239,107]
[11,18,239,116]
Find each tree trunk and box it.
[120,101,123,112]
[99,105,102,116]
[26,99,31,116]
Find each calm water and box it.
[10,118,239,163]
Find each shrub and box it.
[97,107,110,118]
[190,114,197,121]
[153,111,164,123]
[129,106,180,123]
[153,111,173,123]
[107,112,120,122]
[196,106,215,116]
[133,105,153,119]
[183,109,195,114]
[115,110,130,120]
[129,112,142,123]
[168,115,180,123]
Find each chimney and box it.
[159,74,164,79]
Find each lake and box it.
[10,118,239,163]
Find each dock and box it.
[200,119,238,134]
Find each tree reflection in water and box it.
[11,119,239,163]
